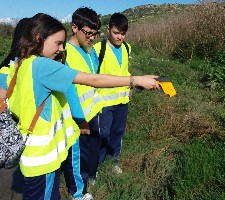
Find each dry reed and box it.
[127,3,225,60]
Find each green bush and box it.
[200,50,225,92]
[0,36,11,63]
[0,23,14,39]
[0,24,14,63]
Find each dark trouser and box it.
[79,115,100,194]
[99,104,128,165]
[23,169,61,200]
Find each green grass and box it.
[172,138,225,200]
[81,46,225,200]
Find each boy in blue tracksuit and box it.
[64,7,102,200]
[94,13,131,174]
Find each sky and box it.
[0,0,197,21]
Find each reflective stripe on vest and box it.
[94,42,131,107]
[66,43,103,121]
[100,89,130,101]
[79,88,96,103]
[21,125,73,167]
[82,91,102,117]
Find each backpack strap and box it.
[28,99,47,132]
[97,40,130,74]
[123,41,130,57]
[97,39,107,74]
[6,63,19,99]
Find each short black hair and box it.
[72,7,101,30]
[109,13,128,32]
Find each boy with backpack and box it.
[94,13,131,173]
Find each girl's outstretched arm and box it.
[74,72,160,90]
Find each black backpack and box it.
[97,39,130,74]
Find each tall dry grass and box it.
[127,3,225,61]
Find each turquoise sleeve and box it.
[64,84,85,123]
[0,74,8,90]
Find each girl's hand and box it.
[134,75,160,90]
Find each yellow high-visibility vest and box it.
[65,43,103,122]
[8,56,80,177]
[94,41,131,106]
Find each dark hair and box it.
[0,17,30,68]
[109,13,128,32]
[72,7,101,31]
[18,13,67,62]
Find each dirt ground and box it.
[0,166,23,200]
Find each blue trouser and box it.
[79,115,100,194]
[99,103,128,165]
[61,140,84,198]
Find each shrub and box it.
[0,36,11,63]
[200,50,225,92]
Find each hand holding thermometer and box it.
[136,77,177,97]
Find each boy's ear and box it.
[72,23,78,34]
[107,26,110,33]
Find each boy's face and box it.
[108,26,126,47]
[73,25,99,48]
